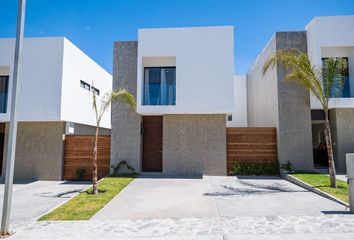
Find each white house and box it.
[112,26,235,175]
[0,37,112,180]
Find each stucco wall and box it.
[247,32,313,171]
[137,26,234,115]
[2,122,65,180]
[329,108,354,172]
[111,41,142,172]
[163,114,226,176]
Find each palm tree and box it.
[262,48,347,188]
[92,88,136,194]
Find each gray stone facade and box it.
[330,108,354,172]
[247,32,314,171]
[2,122,65,180]
[163,114,227,176]
[111,41,142,172]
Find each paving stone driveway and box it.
[8,176,354,239]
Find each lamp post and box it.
[1,0,26,235]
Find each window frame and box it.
[143,66,176,106]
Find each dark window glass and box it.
[80,80,91,91]
[322,57,350,97]
[143,67,176,105]
[92,87,100,96]
[0,76,8,113]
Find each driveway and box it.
[93,175,347,220]
[0,180,89,227]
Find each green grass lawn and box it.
[38,174,137,221]
[290,172,348,203]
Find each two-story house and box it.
[111,26,236,175]
[0,37,112,180]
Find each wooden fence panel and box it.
[63,135,111,180]
[226,128,277,174]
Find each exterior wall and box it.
[247,34,279,127]
[60,38,112,129]
[227,75,248,127]
[111,42,142,172]
[2,122,65,180]
[329,108,354,172]
[306,16,354,109]
[0,37,112,128]
[137,26,234,115]
[65,122,110,135]
[247,32,313,171]
[0,38,64,122]
[276,32,314,171]
[163,114,226,176]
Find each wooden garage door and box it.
[227,128,277,174]
[142,116,163,172]
[64,135,110,180]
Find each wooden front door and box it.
[142,116,163,172]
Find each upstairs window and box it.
[0,76,8,113]
[322,57,350,97]
[92,86,100,96]
[143,67,176,105]
[80,80,90,91]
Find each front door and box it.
[142,116,162,172]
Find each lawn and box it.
[290,172,348,203]
[38,174,137,221]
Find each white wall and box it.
[0,38,64,122]
[137,26,234,115]
[61,38,112,129]
[227,75,247,127]
[306,15,354,109]
[0,37,112,128]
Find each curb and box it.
[280,171,349,208]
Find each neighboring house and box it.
[0,37,112,180]
[112,26,236,175]
[247,15,354,172]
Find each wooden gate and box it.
[226,128,277,174]
[63,135,111,180]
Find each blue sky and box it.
[1,0,353,74]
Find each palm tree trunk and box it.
[324,110,337,188]
[92,125,99,194]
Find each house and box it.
[247,15,354,172]
[0,37,112,180]
[112,15,354,175]
[111,26,236,175]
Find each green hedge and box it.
[229,161,279,176]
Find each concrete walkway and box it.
[0,180,89,227]
[93,175,347,220]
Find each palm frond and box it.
[262,49,346,111]
[96,88,136,125]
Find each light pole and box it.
[1,0,26,235]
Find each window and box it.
[227,115,232,121]
[322,57,350,97]
[80,80,90,91]
[143,67,176,105]
[0,76,8,113]
[92,86,100,96]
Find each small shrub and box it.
[111,160,136,174]
[230,161,279,176]
[76,168,86,180]
[280,161,293,172]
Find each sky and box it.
[0,0,353,75]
